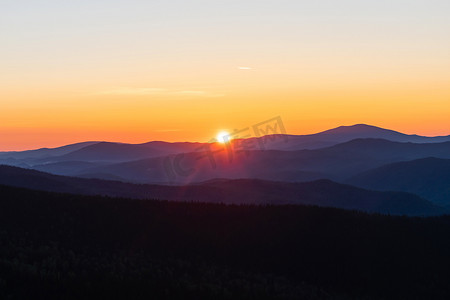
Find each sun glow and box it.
[216,131,232,144]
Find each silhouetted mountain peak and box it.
[320,124,403,136]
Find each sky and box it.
[1,0,449,150]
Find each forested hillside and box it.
[1,185,450,299]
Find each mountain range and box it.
[32,138,449,185]
[0,124,449,214]
[2,123,450,163]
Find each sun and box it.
[216,130,232,144]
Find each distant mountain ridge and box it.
[0,141,99,159]
[1,124,449,185]
[244,124,450,151]
[52,141,204,163]
[1,124,449,160]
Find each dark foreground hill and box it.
[0,165,444,216]
[2,185,450,299]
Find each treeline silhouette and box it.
[1,185,450,299]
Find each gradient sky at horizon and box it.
[1,0,449,150]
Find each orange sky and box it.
[1,1,449,151]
